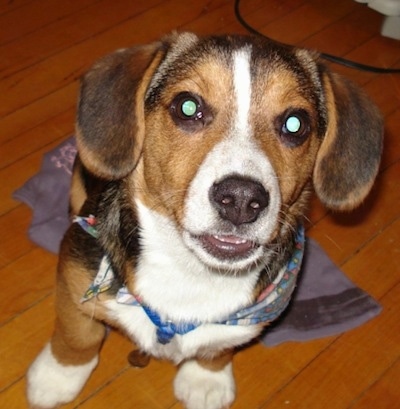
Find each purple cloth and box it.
[262,237,381,346]
[13,139,76,253]
[13,137,381,345]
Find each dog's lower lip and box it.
[197,234,257,259]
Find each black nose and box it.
[210,176,269,226]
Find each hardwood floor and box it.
[1,0,399,407]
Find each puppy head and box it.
[76,33,383,272]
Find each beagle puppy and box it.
[27,32,383,409]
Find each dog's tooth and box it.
[213,235,248,245]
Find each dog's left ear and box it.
[76,42,164,179]
[313,70,384,211]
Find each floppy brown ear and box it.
[313,71,384,211]
[76,42,164,179]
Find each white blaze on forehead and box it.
[233,48,252,134]
[182,44,281,255]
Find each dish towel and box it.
[13,136,381,346]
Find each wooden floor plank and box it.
[381,109,400,169]
[342,216,400,297]
[0,83,77,145]
[0,206,36,267]
[74,358,177,409]
[189,0,306,35]
[0,247,56,325]
[0,0,34,15]
[234,0,307,32]
[300,5,382,55]
[0,295,55,390]
[1,108,75,170]
[260,282,400,409]
[308,161,400,266]
[0,380,28,409]
[0,0,230,118]
[330,35,400,87]
[182,0,252,35]
[0,0,164,78]
[364,73,400,118]
[349,36,400,73]
[0,0,98,47]
[350,358,400,408]
[257,0,357,46]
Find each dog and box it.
[27,32,383,409]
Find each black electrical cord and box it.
[234,0,400,74]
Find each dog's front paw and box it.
[174,360,235,409]
[26,343,98,408]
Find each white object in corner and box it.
[356,0,400,40]
[368,0,400,16]
[381,15,400,39]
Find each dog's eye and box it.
[180,98,200,119]
[284,116,302,134]
[170,92,212,132]
[171,93,203,120]
[278,110,311,147]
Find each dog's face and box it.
[76,33,383,273]
[139,37,325,272]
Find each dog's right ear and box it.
[76,42,164,179]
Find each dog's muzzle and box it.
[192,175,270,261]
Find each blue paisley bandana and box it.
[76,215,305,344]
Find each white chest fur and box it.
[104,200,263,363]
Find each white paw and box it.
[174,360,235,409]
[26,343,98,408]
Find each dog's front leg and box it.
[174,350,235,409]
[26,270,106,409]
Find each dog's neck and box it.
[76,214,305,344]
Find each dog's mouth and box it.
[182,229,266,271]
[196,234,258,260]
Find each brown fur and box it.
[313,71,383,210]
[52,260,106,366]
[64,29,384,376]
[27,32,383,409]
[69,159,88,215]
[197,350,234,372]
